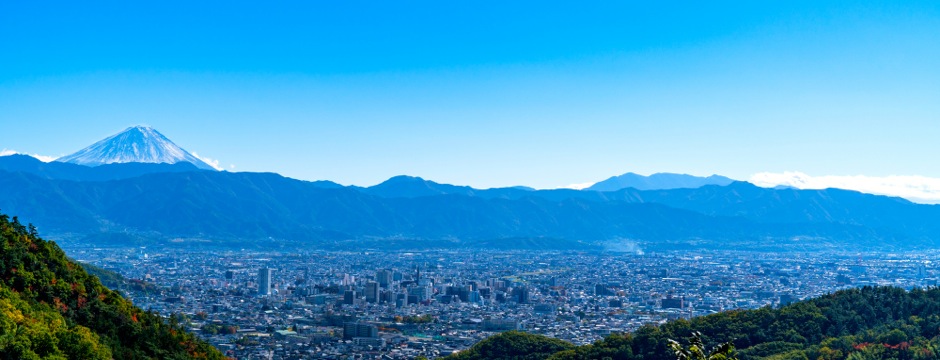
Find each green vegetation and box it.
[0,211,225,359]
[395,314,435,324]
[443,331,575,360]
[80,262,161,294]
[667,332,736,360]
[201,323,238,335]
[452,286,940,360]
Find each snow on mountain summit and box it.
[55,126,218,170]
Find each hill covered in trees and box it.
[447,286,940,359]
[443,331,576,360]
[0,210,224,359]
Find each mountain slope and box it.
[0,211,224,359]
[361,175,535,199]
[604,181,940,238]
[0,170,757,243]
[0,154,208,181]
[362,175,478,198]
[0,169,921,249]
[56,126,216,170]
[586,172,735,191]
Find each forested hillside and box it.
[448,286,940,359]
[1,169,923,250]
[0,210,224,359]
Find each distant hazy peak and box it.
[361,175,480,198]
[381,175,428,183]
[55,126,217,170]
[586,172,735,191]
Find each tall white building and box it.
[258,268,273,296]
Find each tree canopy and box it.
[443,331,576,360]
[452,286,940,360]
[0,210,225,359]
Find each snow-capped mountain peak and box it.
[55,126,217,170]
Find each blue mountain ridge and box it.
[0,155,935,251]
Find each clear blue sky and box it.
[1,1,938,189]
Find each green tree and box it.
[444,331,575,360]
[668,332,737,360]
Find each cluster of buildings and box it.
[65,246,940,359]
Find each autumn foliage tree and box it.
[0,210,226,359]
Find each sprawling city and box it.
[65,245,940,359]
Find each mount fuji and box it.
[55,126,218,170]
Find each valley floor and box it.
[65,247,940,359]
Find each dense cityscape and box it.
[64,245,940,359]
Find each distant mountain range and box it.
[2,128,937,251]
[0,153,205,181]
[1,154,936,251]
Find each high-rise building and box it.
[257,268,273,296]
[380,290,394,304]
[408,286,432,302]
[376,269,393,288]
[514,286,530,304]
[365,282,379,303]
[343,290,357,305]
[468,290,482,303]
